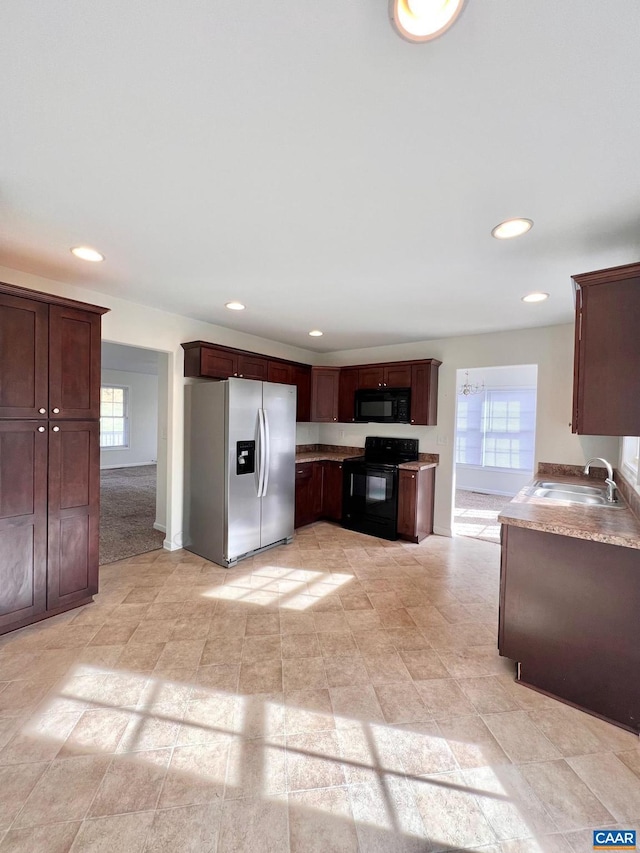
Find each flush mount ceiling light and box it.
[225,301,245,311]
[308,330,323,337]
[491,218,534,240]
[70,246,104,262]
[522,292,549,303]
[390,0,466,43]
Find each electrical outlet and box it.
[437,434,448,446]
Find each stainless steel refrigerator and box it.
[183,378,296,567]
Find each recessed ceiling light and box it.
[71,246,104,262]
[491,218,534,240]
[225,301,245,311]
[390,0,465,43]
[522,292,549,303]
[308,330,323,337]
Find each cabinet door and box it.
[237,354,268,381]
[0,293,49,418]
[410,361,439,425]
[322,461,343,521]
[338,368,359,423]
[311,368,340,422]
[49,306,101,419]
[268,362,293,385]
[358,367,385,389]
[47,421,100,610]
[291,365,311,423]
[0,421,48,631]
[200,347,237,379]
[397,470,417,539]
[384,364,412,387]
[295,464,314,528]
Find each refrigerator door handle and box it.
[262,408,271,496]
[257,407,266,497]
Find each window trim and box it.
[100,384,131,450]
[620,436,640,492]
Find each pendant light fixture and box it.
[458,370,485,396]
[390,0,466,43]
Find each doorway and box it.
[99,342,169,564]
[453,364,538,543]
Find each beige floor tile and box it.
[387,721,458,777]
[241,635,282,662]
[238,660,283,694]
[68,810,154,852]
[158,741,229,807]
[329,685,385,729]
[343,610,382,631]
[324,654,371,689]
[0,708,83,765]
[519,759,615,830]
[482,711,562,763]
[200,636,243,666]
[154,640,205,672]
[414,678,477,719]
[196,663,240,692]
[0,680,54,718]
[144,802,222,853]
[286,730,345,791]
[14,755,111,827]
[279,613,316,635]
[457,676,521,714]
[385,627,431,650]
[318,632,358,658]
[348,778,428,853]
[0,821,81,853]
[117,715,181,753]
[0,762,49,829]
[353,629,396,656]
[398,649,449,681]
[56,708,131,757]
[567,752,640,822]
[411,770,497,848]
[364,652,413,684]
[374,683,430,725]
[437,715,511,769]
[339,593,373,611]
[281,633,321,660]
[285,689,335,734]
[89,748,171,816]
[225,735,286,799]
[245,613,280,636]
[169,617,212,641]
[289,787,359,853]
[282,658,327,692]
[312,612,349,633]
[88,623,138,646]
[617,748,640,779]
[526,706,608,757]
[232,691,285,740]
[208,614,247,637]
[218,797,288,853]
[378,608,417,628]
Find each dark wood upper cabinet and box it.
[198,347,237,379]
[268,361,292,384]
[385,364,412,387]
[358,366,385,389]
[237,354,268,381]
[338,368,359,423]
[291,365,311,423]
[410,360,440,426]
[0,293,49,418]
[49,306,102,420]
[310,367,340,422]
[572,262,640,435]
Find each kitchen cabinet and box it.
[499,524,640,733]
[291,365,311,423]
[0,281,107,636]
[409,361,440,426]
[310,367,340,422]
[571,262,640,435]
[321,461,343,522]
[338,368,359,423]
[294,462,323,528]
[397,467,435,542]
[358,363,412,389]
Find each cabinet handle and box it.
[333,417,337,421]
[411,419,415,423]
[52,426,60,432]
[37,426,45,432]
[38,407,46,414]
[52,407,60,414]
[411,474,415,479]
[239,374,244,378]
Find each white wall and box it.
[319,325,619,535]
[455,364,537,496]
[0,265,318,551]
[100,369,158,469]
[155,353,169,534]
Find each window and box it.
[621,436,640,490]
[100,385,129,448]
[456,387,536,471]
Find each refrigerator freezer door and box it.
[260,382,296,548]
[226,379,263,561]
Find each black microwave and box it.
[354,387,411,423]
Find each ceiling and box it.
[2,1,639,352]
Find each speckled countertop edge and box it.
[499,471,640,551]
[294,445,439,468]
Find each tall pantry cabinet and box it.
[0,281,108,635]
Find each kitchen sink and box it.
[524,481,625,508]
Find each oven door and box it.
[342,461,399,540]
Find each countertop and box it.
[498,473,640,550]
[294,452,438,471]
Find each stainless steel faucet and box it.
[583,457,618,503]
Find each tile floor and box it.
[0,522,638,852]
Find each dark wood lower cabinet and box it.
[397,467,435,542]
[295,460,344,528]
[500,524,640,733]
[321,461,343,522]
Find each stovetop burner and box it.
[361,436,419,466]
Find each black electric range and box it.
[342,436,419,540]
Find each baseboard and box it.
[153,522,166,533]
[433,525,452,537]
[100,462,157,470]
[163,539,181,551]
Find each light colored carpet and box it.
[100,464,164,565]
[454,488,511,544]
